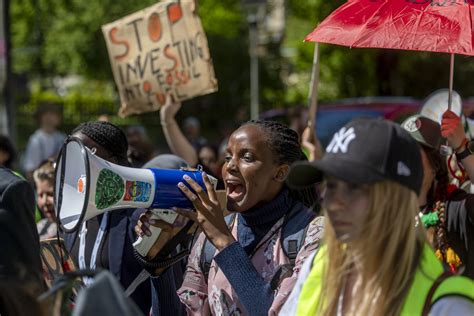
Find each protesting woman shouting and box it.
[138,120,324,315]
[282,119,473,315]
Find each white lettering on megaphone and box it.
[326,127,356,154]
[397,161,411,176]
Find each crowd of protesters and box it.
[0,90,473,316]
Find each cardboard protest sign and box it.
[40,238,82,315]
[102,1,218,117]
[40,238,79,288]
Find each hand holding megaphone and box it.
[133,208,198,259]
[173,173,236,252]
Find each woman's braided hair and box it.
[422,145,452,262]
[242,119,318,208]
[72,121,130,166]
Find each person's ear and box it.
[274,165,289,182]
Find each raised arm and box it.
[441,110,474,182]
[301,122,324,162]
[160,97,199,167]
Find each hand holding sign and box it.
[102,1,218,117]
[160,94,182,124]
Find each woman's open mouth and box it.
[226,180,246,202]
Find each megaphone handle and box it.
[133,210,178,257]
[133,226,162,257]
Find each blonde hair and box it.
[318,181,426,316]
[33,160,55,184]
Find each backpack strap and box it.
[281,202,315,267]
[269,203,315,291]
[200,239,214,281]
[421,271,451,316]
[199,213,236,281]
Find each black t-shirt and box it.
[446,189,474,279]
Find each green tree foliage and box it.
[11,0,474,116]
[11,0,253,150]
[12,0,246,78]
[282,0,378,104]
[286,0,474,102]
[12,0,294,128]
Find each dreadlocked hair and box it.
[243,119,318,208]
[421,145,452,260]
[72,121,129,166]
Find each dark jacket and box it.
[63,209,151,314]
[446,189,474,279]
[0,167,43,288]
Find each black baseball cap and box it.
[401,115,442,149]
[287,118,424,195]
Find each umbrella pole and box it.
[448,53,454,111]
[308,42,320,125]
[440,53,456,156]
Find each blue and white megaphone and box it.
[54,137,214,257]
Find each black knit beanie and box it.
[72,121,129,165]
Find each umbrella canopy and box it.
[305,0,474,56]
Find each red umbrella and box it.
[305,0,474,120]
[306,0,474,55]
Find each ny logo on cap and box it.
[327,127,356,154]
[397,161,411,177]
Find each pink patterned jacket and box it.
[177,215,324,315]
